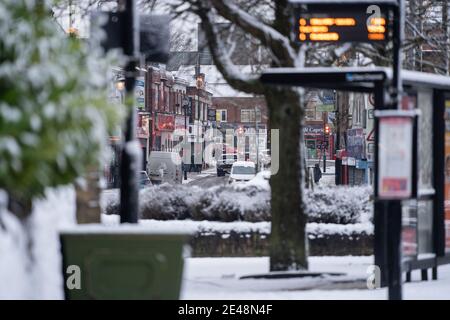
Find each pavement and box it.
[185,164,337,189]
[181,256,450,300]
[183,168,228,188]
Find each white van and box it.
[228,161,256,184]
[147,151,183,184]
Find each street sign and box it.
[376,111,415,200]
[135,77,145,110]
[316,104,334,112]
[294,1,396,43]
[366,128,375,141]
[182,97,189,108]
[207,108,216,121]
[187,97,194,124]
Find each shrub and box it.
[103,183,372,224]
[0,0,120,210]
[305,185,372,224]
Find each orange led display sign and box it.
[295,3,392,43]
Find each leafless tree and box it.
[167,0,311,271]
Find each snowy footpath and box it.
[1,187,449,300]
[181,256,450,300]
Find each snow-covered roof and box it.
[262,67,450,91]
[175,64,258,98]
[289,0,398,4]
[233,161,256,167]
[402,70,450,90]
[264,66,388,75]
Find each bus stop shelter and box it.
[260,66,450,287]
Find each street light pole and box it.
[255,106,259,172]
[119,0,139,224]
[323,113,327,173]
[183,97,188,180]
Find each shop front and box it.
[154,113,175,151]
[136,113,150,170]
[304,123,330,160]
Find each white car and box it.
[228,161,256,184]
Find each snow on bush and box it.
[105,183,271,222]
[305,185,373,224]
[0,0,121,203]
[139,183,193,220]
[0,0,121,299]
[104,183,372,224]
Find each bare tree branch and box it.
[208,0,298,67]
[193,2,265,94]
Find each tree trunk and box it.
[7,193,32,220]
[75,166,101,224]
[266,87,308,271]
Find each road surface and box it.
[184,168,228,188]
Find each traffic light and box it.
[324,124,331,135]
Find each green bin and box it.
[60,226,190,300]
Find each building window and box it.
[194,99,199,120]
[216,109,227,122]
[241,109,261,122]
[160,85,164,109]
[154,85,159,110]
[164,87,169,112]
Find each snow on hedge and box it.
[104,183,373,224]
[101,214,373,236]
[305,185,373,224]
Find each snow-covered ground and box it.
[0,187,76,299]
[182,168,217,185]
[181,256,450,300]
[1,185,446,300]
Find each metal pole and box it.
[386,0,404,300]
[335,91,341,185]
[120,0,139,224]
[323,113,327,173]
[184,102,188,180]
[255,106,259,172]
[387,200,403,300]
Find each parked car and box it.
[147,151,183,185]
[228,161,256,184]
[216,153,237,176]
[214,143,238,176]
[139,171,152,189]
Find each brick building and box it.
[212,97,268,128]
[144,66,213,170]
[212,97,269,163]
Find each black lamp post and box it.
[92,0,170,224]
[119,0,139,224]
[182,97,189,180]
